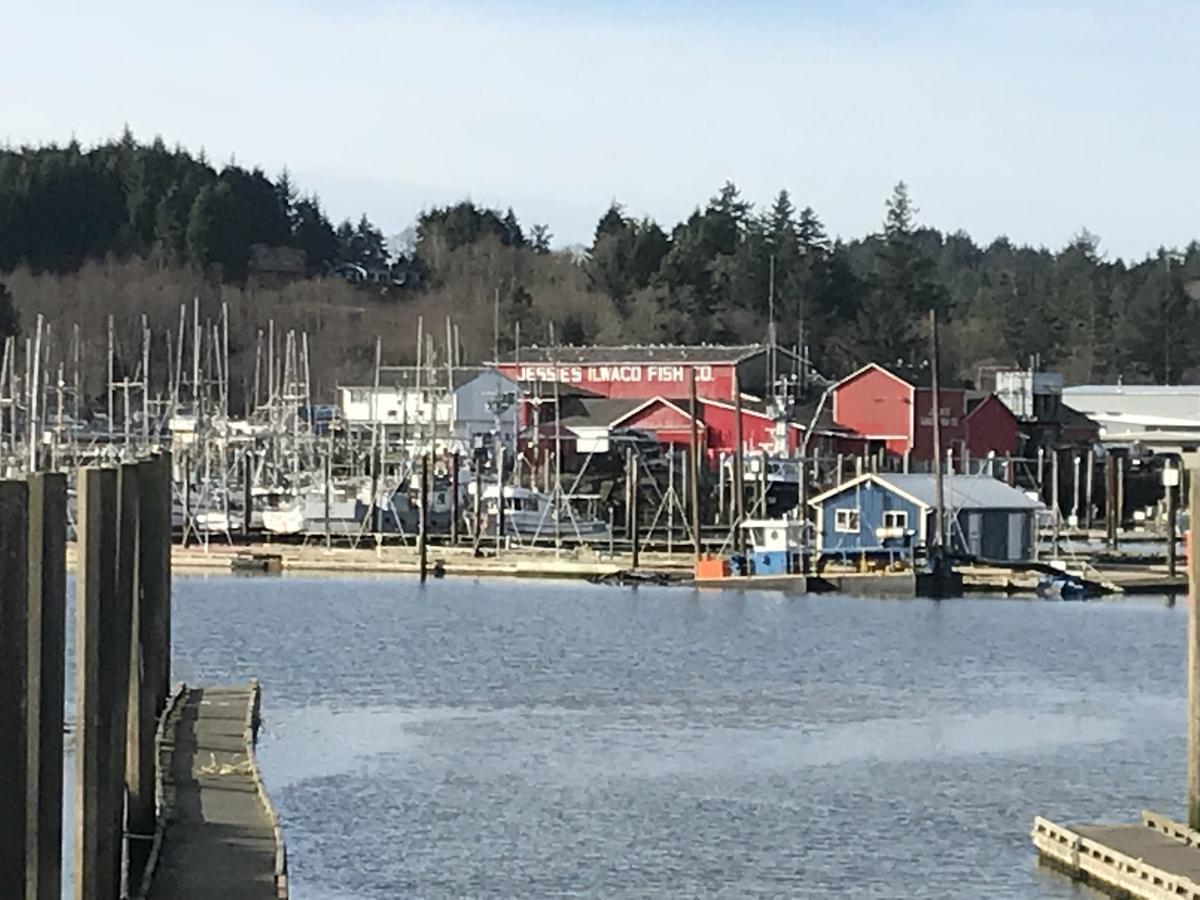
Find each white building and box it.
[337,367,520,454]
[1063,384,1200,437]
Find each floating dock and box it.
[1032,812,1200,898]
[144,681,286,899]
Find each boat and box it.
[470,483,610,541]
[1035,573,1089,600]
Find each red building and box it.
[535,394,864,469]
[493,344,801,402]
[831,363,1017,462]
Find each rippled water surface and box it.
[169,575,1186,898]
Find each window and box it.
[882,511,908,531]
[835,508,860,533]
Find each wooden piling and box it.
[1167,462,1179,579]
[472,464,483,557]
[1188,459,1200,829]
[629,448,640,570]
[75,466,118,900]
[139,454,171,717]
[1085,450,1095,530]
[1106,450,1119,550]
[241,450,253,539]
[0,480,30,899]
[106,464,139,897]
[419,454,429,584]
[26,472,66,900]
[1117,454,1126,549]
[495,444,506,554]
[450,451,460,545]
[732,376,745,553]
[126,459,162,882]
[688,369,701,564]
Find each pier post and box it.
[180,450,190,548]
[127,456,169,882]
[1187,459,1200,828]
[1072,453,1081,527]
[0,480,30,899]
[688,368,701,564]
[419,454,429,583]
[242,450,253,539]
[732,376,745,554]
[26,473,66,900]
[323,447,332,551]
[1085,450,1095,531]
[74,466,118,900]
[627,447,640,570]
[1167,461,1179,578]
[1051,449,1060,548]
[1117,454,1126,548]
[495,444,505,554]
[1106,451,1119,550]
[472,463,482,557]
[450,451,460,544]
[108,464,139,894]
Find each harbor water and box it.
[169,575,1186,898]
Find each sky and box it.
[4,0,1197,259]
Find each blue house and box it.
[809,473,1042,563]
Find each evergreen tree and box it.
[0,282,18,341]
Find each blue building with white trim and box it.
[809,473,1042,563]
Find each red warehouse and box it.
[831,363,1017,462]
[492,344,803,402]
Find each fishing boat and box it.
[470,483,610,541]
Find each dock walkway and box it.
[146,683,286,899]
[1032,812,1200,898]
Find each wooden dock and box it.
[1032,812,1200,898]
[144,682,286,899]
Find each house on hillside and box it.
[809,472,1042,562]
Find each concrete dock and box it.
[145,682,286,899]
[1033,812,1200,899]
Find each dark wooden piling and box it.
[1106,450,1119,549]
[1189,460,1200,829]
[26,472,66,900]
[1085,449,1095,530]
[241,451,253,539]
[129,456,171,882]
[472,464,483,557]
[0,479,30,899]
[1168,462,1179,578]
[419,454,429,583]
[688,369,701,564]
[732,376,745,553]
[75,466,119,900]
[450,451,460,544]
[627,447,640,569]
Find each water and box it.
[168,575,1186,898]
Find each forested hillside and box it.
[1,132,1195,397]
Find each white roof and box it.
[810,473,1043,512]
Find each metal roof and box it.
[1065,384,1200,396]
[494,343,785,365]
[810,472,1042,511]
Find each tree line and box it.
[1,131,1195,390]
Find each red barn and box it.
[492,344,802,402]
[832,363,1017,462]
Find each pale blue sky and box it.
[4,1,1196,259]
